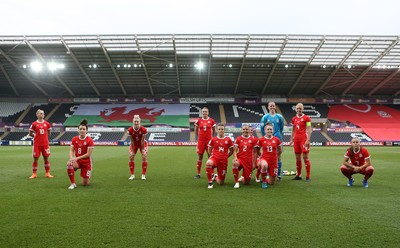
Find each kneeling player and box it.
[232,124,258,188]
[206,124,234,189]
[66,119,94,190]
[258,123,282,189]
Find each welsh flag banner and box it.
[64,104,190,127]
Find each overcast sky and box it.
[2,0,399,36]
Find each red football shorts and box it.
[196,140,209,155]
[32,145,51,158]
[129,141,148,155]
[237,158,253,180]
[293,140,310,154]
[209,156,228,181]
[261,158,278,177]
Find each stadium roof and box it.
[0,34,399,98]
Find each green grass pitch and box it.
[0,146,399,247]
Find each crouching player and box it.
[127,115,149,180]
[206,124,234,189]
[257,123,282,189]
[232,124,258,189]
[340,137,374,188]
[67,119,94,190]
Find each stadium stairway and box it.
[53,131,65,141]
[120,132,129,141]
[15,104,33,125]
[275,104,288,124]
[45,104,60,122]
[321,131,333,142]
[0,131,9,140]
[219,104,226,124]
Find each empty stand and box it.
[328,104,400,141]
[2,131,60,141]
[2,131,32,141]
[59,132,125,141]
[0,102,31,124]
[47,103,79,124]
[58,132,75,141]
[147,132,190,142]
[311,132,329,142]
[49,132,60,140]
[190,104,221,123]
[279,103,329,123]
[327,132,373,142]
[0,102,31,117]
[224,104,268,123]
[282,131,329,143]
[20,103,58,124]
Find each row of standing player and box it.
[28,110,148,189]
[193,102,375,189]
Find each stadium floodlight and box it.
[47,62,58,71]
[169,63,173,68]
[117,64,120,68]
[194,62,204,70]
[22,64,27,69]
[134,64,138,67]
[31,61,43,72]
[93,64,98,68]
[228,64,232,68]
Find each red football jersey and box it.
[291,114,311,141]
[71,135,94,164]
[195,117,216,142]
[234,135,258,161]
[258,136,282,163]
[29,120,52,146]
[344,147,370,167]
[208,136,233,160]
[127,126,148,146]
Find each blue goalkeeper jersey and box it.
[260,113,284,141]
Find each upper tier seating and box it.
[190,104,221,123]
[47,103,80,124]
[20,103,58,124]
[279,103,329,123]
[224,104,268,123]
[0,102,31,124]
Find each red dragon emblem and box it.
[99,106,165,122]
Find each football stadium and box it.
[1,1,399,247]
